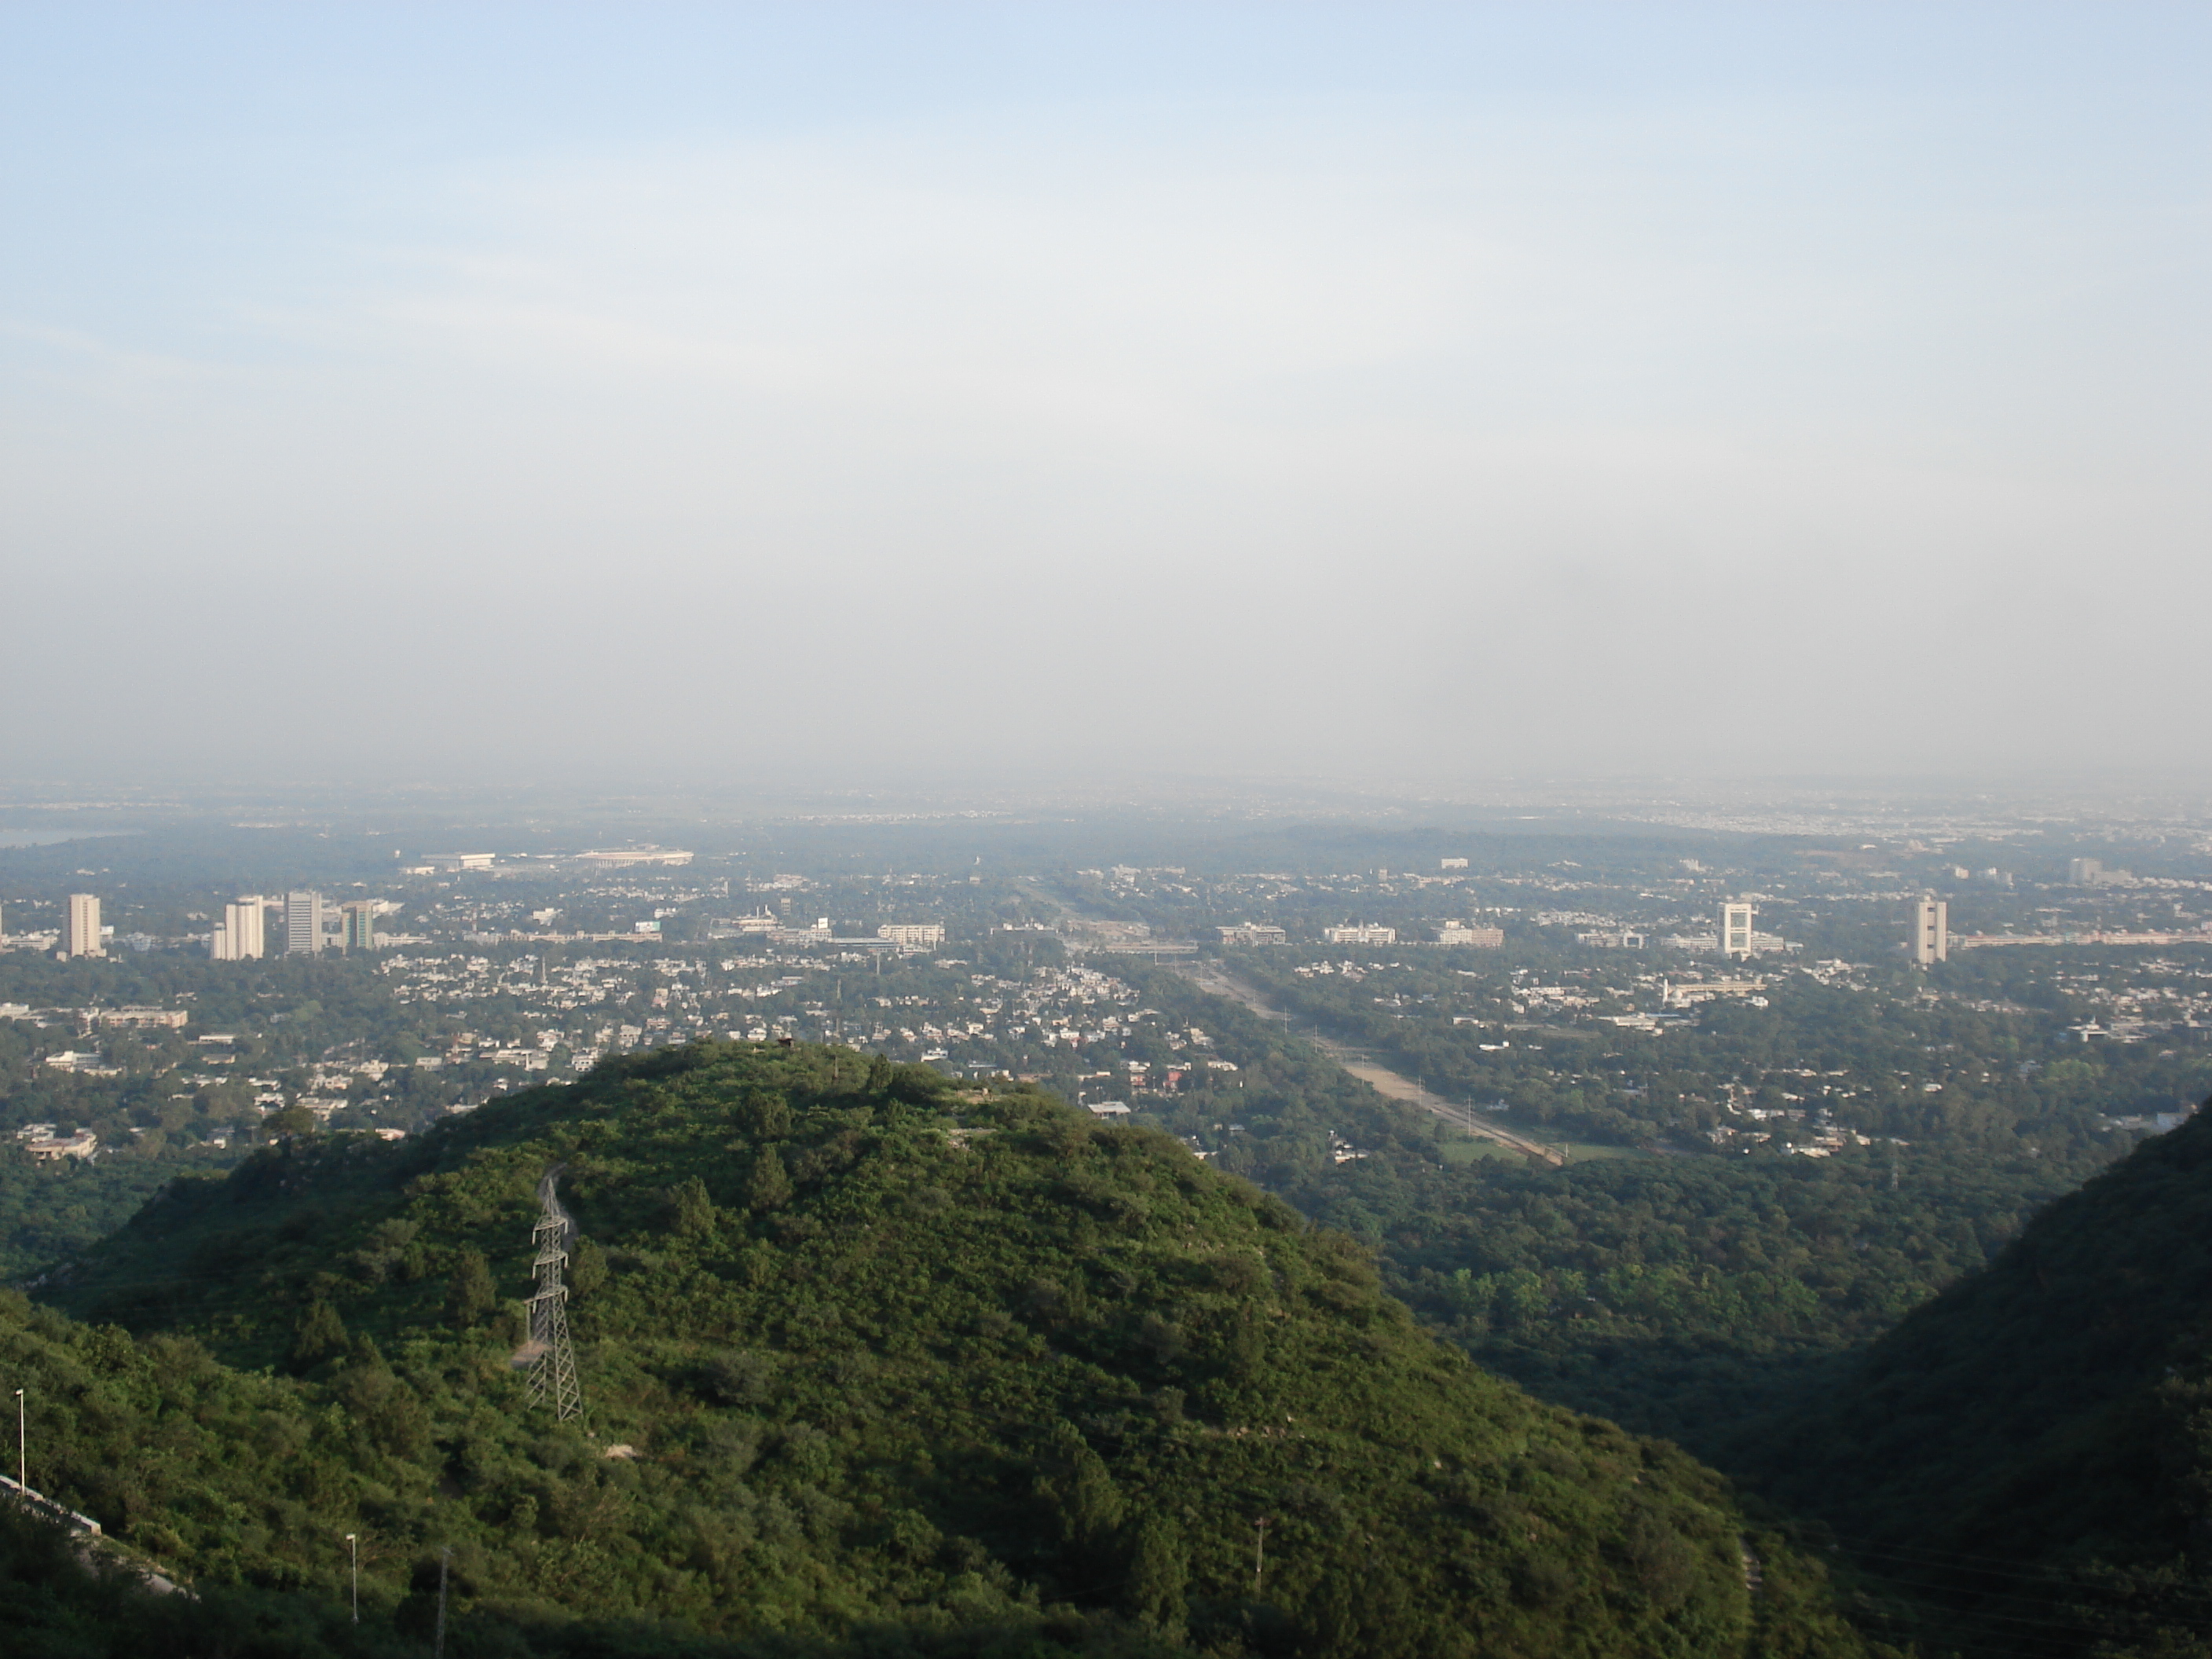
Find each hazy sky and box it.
[4,3,2207,790]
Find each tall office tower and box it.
[232,896,266,959]
[63,894,104,958]
[341,900,376,953]
[1720,902,1755,959]
[211,896,268,961]
[284,891,326,955]
[2067,857,2104,886]
[1910,896,1949,967]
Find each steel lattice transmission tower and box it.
[524,1167,583,1421]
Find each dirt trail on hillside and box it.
[1168,961,1566,1166]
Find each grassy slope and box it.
[24,1042,1870,1657]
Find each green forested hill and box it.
[1751,1104,2212,1656]
[15,1041,1873,1656]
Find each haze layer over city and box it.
[5,3,2209,789]
[7,6,2212,1657]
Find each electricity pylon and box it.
[525,1168,583,1421]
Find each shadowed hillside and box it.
[1751,1098,2212,1656]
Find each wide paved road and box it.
[1169,960,1566,1166]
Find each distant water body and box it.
[0,830,133,848]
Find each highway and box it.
[1167,960,1566,1166]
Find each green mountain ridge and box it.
[1756,1098,2212,1656]
[9,1041,1873,1655]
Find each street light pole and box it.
[344,1533,357,1623]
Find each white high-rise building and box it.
[63,893,103,958]
[234,895,267,958]
[284,891,326,955]
[211,895,268,961]
[1719,902,1755,959]
[1910,896,1949,967]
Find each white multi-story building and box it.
[93,1008,189,1029]
[877,923,946,948]
[63,894,103,958]
[211,895,268,961]
[1910,896,1949,967]
[1720,903,1756,959]
[285,891,326,955]
[1324,924,1397,947]
[1575,928,1646,949]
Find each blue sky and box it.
[4,4,2207,788]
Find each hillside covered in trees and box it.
[1748,1105,2212,1656]
[11,1041,1874,1656]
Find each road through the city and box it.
[1167,960,1566,1167]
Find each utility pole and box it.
[1254,1515,1269,1595]
[433,1545,451,1659]
[13,1387,21,1489]
[344,1533,357,1623]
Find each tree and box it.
[569,1236,606,1298]
[288,1299,347,1370]
[445,1249,495,1329]
[744,1147,793,1212]
[1125,1515,1187,1629]
[263,1103,317,1139]
[1038,1423,1122,1547]
[670,1177,717,1238]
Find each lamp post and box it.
[344,1533,357,1623]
